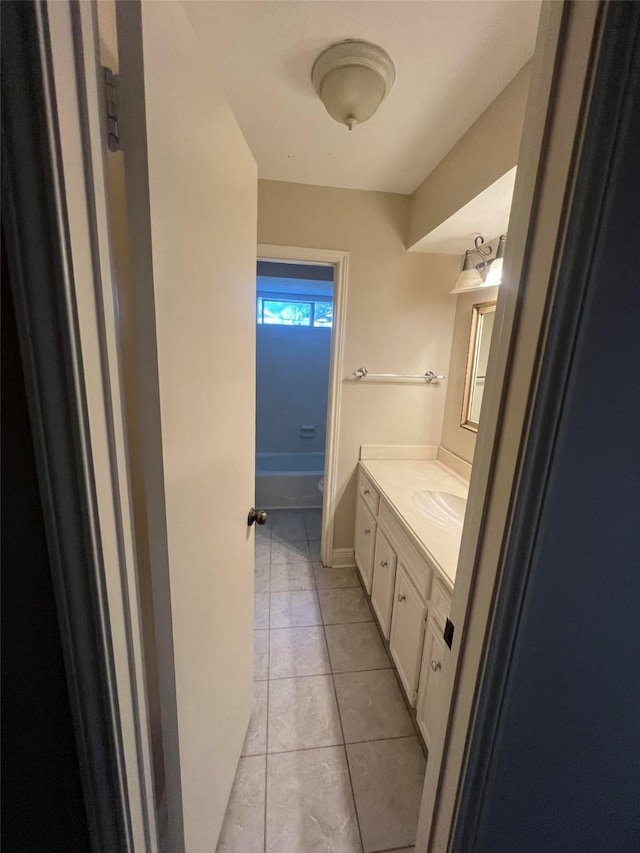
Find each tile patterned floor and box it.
[217,509,424,853]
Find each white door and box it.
[112,3,257,850]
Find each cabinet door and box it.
[416,617,447,749]
[371,528,397,639]
[389,566,427,704]
[354,496,376,593]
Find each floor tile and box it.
[269,590,321,628]
[334,670,414,743]
[254,592,270,630]
[254,559,270,593]
[216,754,266,853]
[268,675,343,752]
[309,540,321,562]
[269,626,331,679]
[304,508,323,540]
[270,509,308,542]
[318,588,373,624]
[270,561,315,592]
[346,737,426,853]
[325,622,391,673]
[254,629,269,681]
[242,681,267,756]
[271,538,311,565]
[314,564,360,589]
[266,747,361,853]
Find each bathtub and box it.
[255,451,325,509]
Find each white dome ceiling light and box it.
[311,40,396,131]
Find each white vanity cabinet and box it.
[389,566,427,704]
[355,469,381,593]
[354,496,377,593]
[416,576,452,746]
[370,528,397,638]
[353,460,461,733]
[416,615,447,748]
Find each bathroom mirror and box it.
[461,301,496,432]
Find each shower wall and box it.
[256,324,331,455]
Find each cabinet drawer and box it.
[430,576,452,623]
[371,528,397,639]
[389,566,427,705]
[354,495,377,594]
[358,468,380,516]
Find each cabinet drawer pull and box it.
[431,660,441,672]
[380,560,388,568]
[364,488,370,495]
[397,593,406,602]
[364,528,371,535]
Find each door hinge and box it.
[103,67,120,151]
[412,688,419,704]
[443,617,455,649]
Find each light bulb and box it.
[485,257,503,285]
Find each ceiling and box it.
[184,1,541,195]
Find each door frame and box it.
[415,1,613,849]
[257,244,349,567]
[2,1,157,850]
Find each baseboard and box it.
[331,547,355,568]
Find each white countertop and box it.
[361,459,469,587]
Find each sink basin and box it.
[412,490,467,526]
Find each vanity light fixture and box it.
[485,233,506,286]
[453,250,485,292]
[311,40,396,131]
[451,234,507,294]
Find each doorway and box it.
[255,258,334,606]
[257,246,349,568]
[255,258,334,514]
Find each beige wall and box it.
[258,180,459,551]
[440,286,499,463]
[407,64,530,248]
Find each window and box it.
[313,302,333,327]
[257,295,333,327]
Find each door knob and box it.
[397,593,406,603]
[431,660,441,672]
[248,507,267,526]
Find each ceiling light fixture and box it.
[311,40,395,131]
[451,234,507,294]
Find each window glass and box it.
[255,295,333,328]
[313,302,333,327]
[263,300,311,325]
